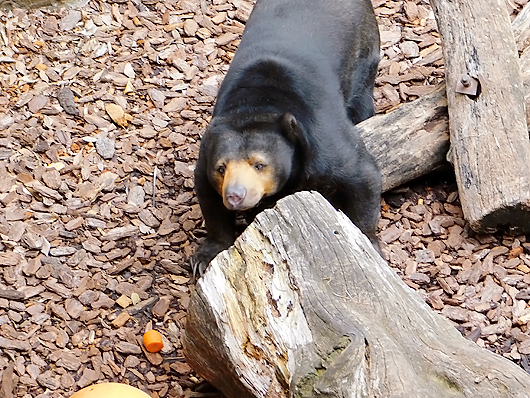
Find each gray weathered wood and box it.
[513,1,530,53]
[359,85,449,192]
[183,192,530,398]
[366,7,530,193]
[430,0,530,233]
[520,37,530,127]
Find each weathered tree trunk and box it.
[359,85,449,192]
[429,0,530,233]
[183,192,530,398]
[366,4,530,193]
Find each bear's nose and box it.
[225,185,247,209]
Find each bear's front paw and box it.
[189,240,231,281]
[189,255,208,281]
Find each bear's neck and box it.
[214,58,313,122]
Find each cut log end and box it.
[469,202,530,234]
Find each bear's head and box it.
[202,113,303,211]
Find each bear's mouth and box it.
[226,203,250,211]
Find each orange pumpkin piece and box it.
[143,329,164,353]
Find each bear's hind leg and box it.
[344,57,379,124]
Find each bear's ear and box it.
[280,113,302,144]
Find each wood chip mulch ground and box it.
[0,0,529,397]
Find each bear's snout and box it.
[224,185,247,209]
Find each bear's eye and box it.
[217,165,226,175]
[254,163,266,171]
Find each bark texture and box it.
[183,192,530,398]
[359,84,449,192]
[366,4,530,194]
[430,0,530,233]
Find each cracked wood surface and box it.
[183,192,530,397]
[363,1,530,193]
[430,0,530,233]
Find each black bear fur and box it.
[191,0,382,275]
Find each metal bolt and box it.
[461,75,471,87]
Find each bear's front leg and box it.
[191,181,236,278]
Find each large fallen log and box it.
[183,192,530,397]
[364,4,530,194]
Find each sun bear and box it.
[191,0,382,275]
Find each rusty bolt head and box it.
[461,75,471,87]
